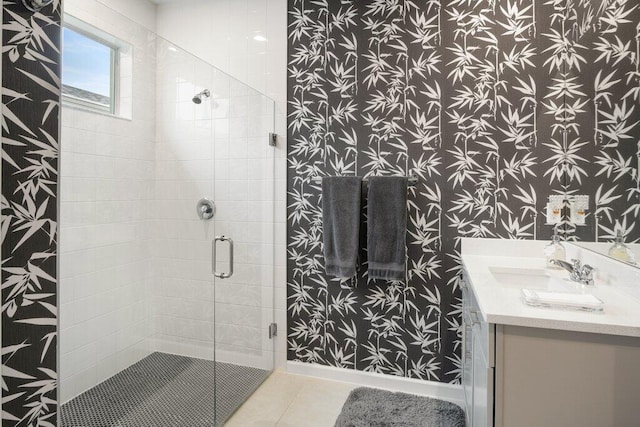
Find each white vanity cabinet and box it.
[461,287,474,423]
[462,276,494,427]
[471,329,492,427]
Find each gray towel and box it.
[322,176,362,279]
[367,176,408,281]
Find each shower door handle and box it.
[212,236,234,279]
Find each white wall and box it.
[95,0,157,31]
[156,0,288,368]
[59,0,157,403]
[155,0,284,103]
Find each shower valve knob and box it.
[197,198,216,220]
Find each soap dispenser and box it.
[608,230,637,265]
[544,227,566,269]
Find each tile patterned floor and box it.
[60,352,269,427]
[225,371,356,427]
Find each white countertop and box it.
[461,239,640,338]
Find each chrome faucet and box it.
[550,259,595,286]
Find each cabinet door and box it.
[463,320,474,424]
[473,330,494,427]
[462,283,474,424]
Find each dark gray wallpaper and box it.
[563,0,640,243]
[286,0,640,383]
[2,1,60,424]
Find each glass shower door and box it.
[209,75,276,423]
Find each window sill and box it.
[62,99,133,122]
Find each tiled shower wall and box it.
[152,39,276,369]
[151,44,217,360]
[155,0,289,368]
[59,0,157,402]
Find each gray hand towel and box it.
[367,176,408,281]
[322,176,362,279]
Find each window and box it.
[62,19,118,114]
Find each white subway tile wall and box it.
[60,0,157,403]
[156,0,289,372]
[153,40,275,370]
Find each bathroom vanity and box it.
[461,239,640,427]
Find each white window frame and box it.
[62,15,126,116]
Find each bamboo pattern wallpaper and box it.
[287,0,640,383]
[2,0,60,424]
[564,0,640,244]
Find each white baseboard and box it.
[285,361,464,407]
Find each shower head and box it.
[192,89,210,104]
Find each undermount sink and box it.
[489,266,576,292]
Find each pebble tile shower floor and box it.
[60,352,269,427]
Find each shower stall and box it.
[58,1,275,425]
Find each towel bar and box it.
[311,175,419,186]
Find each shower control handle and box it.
[212,236,234,279]
[197,198,215,220]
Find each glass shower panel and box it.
[154,39,216,362]
[152,39,221,424]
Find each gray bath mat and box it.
[335,387,465,427]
